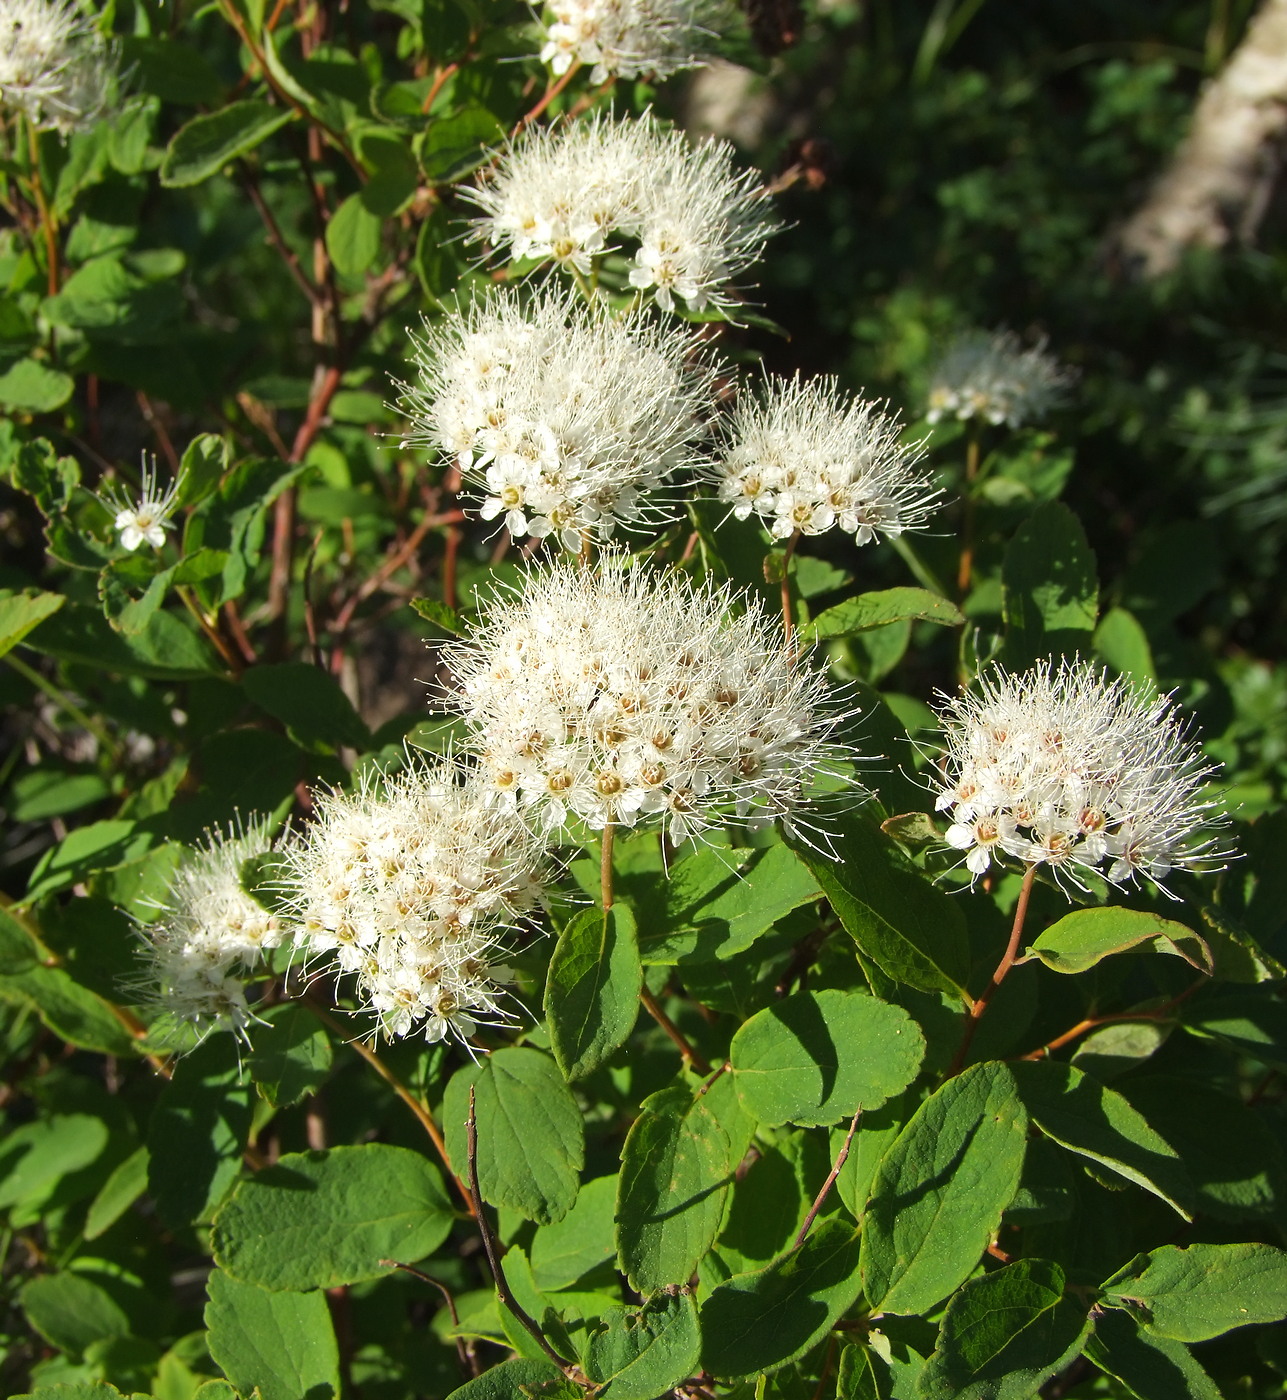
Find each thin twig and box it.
[380,1260,474,1375]
[639,985,711,1076]
[511,62,581,137]
[957,429,981,597]
[1020,976,1208,1061]
[467,1087,573,1370]
[795,1109,860,1248]
[242,166,323,309]
[5,652,122,760]
[779,529,801,661]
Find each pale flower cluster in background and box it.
[138,818,282,1040]
[0,0,118,134]
[446,558,851,844]
[926,328,1072,428]
[281,756,548,1043]
[711,373,943,544]
[540,0,721,82]
[399,288,717,550]
[933,658,1228,891]
[466,111,778,314]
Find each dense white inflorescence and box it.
[0,0,117,134]
[281,756,548,1044]
[710,374,943,544]
[399,289,718,550]
[466,112,777,314]
[926,328,1071,429]
[932,659,1228,891]
[539,0,720,82]
[445,558,852,844]
[137,818,283,1040]
[98,456,183,552]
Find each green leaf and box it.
[530,1174,618,1291]
[326,192,383,277]
[585,1292,701,1400]
[25,819,155,902]
[21,1272,129,1356]
[1011,1061,1193,1219]
[545,904,642,1081]
[617,1084,732,1294]
[917,1259,1090,1400]
[9,769,109,821]
[241,661,372,751]
[1024,907,1212,976]
[204,1268,340,1400]
[803,588,964,642]
[443,1048,584,1225]
[177,434,229,508]
[1100,1242,1287,1342]
[0,1114,108,1218]
[84,1145,149,1239]
[860,1061,1028,1316]
[12,1386,138,1400]
[160,100,293,187]
[247,1003,333,1107]
[421,104,504,184]
[147,1039,254,1228]
[1085,1310,1221,1400]
[1002,501,1098,663]
[410,596,468,635]
[442,1357,562,1400]
[730,989,925,1127]
[1182,992,1287,1070]
[24,602,221,678]
[212,1144,454,1290]
[700,1218,864,1378]
[837,1342,890,1400]
[0,961,135,1055]
[0,358,74,412]
[787,817,970,997]
[1094,607,1156,682]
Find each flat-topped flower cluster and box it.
[0,0,119,134]
[539,0,721,82]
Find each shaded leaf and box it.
[1085,1310,1221,1400]
[545,904,641,1081]
[1002,501,1098,663]
[161,100,293,187]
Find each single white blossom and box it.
[135,817,283,1041]
[932,658,1229,892]
[445,556,857,845]
[280,755,549,1045]
[539,0,723,82]
[466,111,778,315]
[926,328,1072,429]
[710,373,944,545]
[397,287,718,550]
[0,0,118,134]
[98,455,183,552]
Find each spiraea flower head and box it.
[398,287,718,551]
[466,111,778,315]
[539,0,724,83]
[710,373,943,545]
[932,658,1229,892]
[445,557,855,844]
[280,755,549,1044]
[97,454,183,552]
[135,817,283,1042]
[0,0,118,134]
[926,328,1072,429]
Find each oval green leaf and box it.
[160,100,293,188]
[545,904,642,1081]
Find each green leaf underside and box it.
[1025,906,1211,975]
[860,1061,1028,1316]
[545,904,642,1081]
[211,1144,454,1290]
[730,989,925,1127]
[443,1048,584,1225]
[700,1218,864,1378]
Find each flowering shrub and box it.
[2,3,1286,1400]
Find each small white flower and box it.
[0,0,119,134]
[98,455,183,552]
[397,287,718,549]
[709,374,943,547]
[926,329,1072,429]
[445,555,860,845]
[931,659,1230,894]
[465,111,778,316]
[537,0,724,83]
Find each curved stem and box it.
[1020,975,1208,1062]
[956,428,981,598]
[949,862,1037,1076]
[511,62,581,137]
[600,821,615,911]
[780,529,801,661]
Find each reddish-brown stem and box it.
[600,821,615,911]
[242,168,323,309]
[25,119,58,296]
[290,364,343,463]
[421,63,459,114]
[956,430,981,597]
[329,506,463,637]
[137,392,181,473]
[222,599,259,665]
[1020,975,1209,1061]
[639,985,712,1076]
[779,529,801,661]
[795,1109,860,1248]
[511,62,581,137]
[949,863,1037,1075]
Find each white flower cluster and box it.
[0,0,117,135]
[927,329,1071,429]
[540,0,719,82]
[138,819,283,1040]
[445,558,847,843]
[98,455,183,551]
[467,112,777,313]
[933,659,1228,891]
[281,756,548,1044]
[399,289,717,550]
[711,374,943,544]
